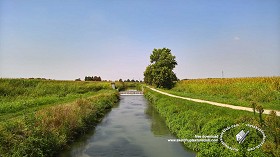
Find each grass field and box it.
[0,78,119,156]
[1,77,279,156]
[163,77,280,110]
[145,87,280,156]
[0,79,113,118]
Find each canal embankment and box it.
[58,94,196,157]
[144,87,274,156]
[0,89,118,157]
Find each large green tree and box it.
[144,48,178,89]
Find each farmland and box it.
[166,77,280,110]
[0,78,119,156]
[1,77,279,156]
[144,77,280,156]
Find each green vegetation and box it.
[164,77,280,110]
[84,76,102,81]
[0,78,118,156]
[0,79,112,120]
[144,48,178,89]
[115,81,143,91]
[145,87,280,156]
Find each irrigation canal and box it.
[59,95,196,157]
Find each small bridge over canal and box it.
[119,90,144,95]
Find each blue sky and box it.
[0,0,279,80]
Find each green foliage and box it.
[144,48,178,89]
[84,76,102,81]
[263,111,280,156]
[115,82,143,91]
[256,105,264,125]
[145,87,279,156]
[0,78,118,156]
[0,91,118,156]
[251,101,257,115]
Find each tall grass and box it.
[0,90,118,157]
[0,79,112,119]
[145,88,280,156]
[170,77,280,110]
[0,78,119,156]
[0,78,111,98]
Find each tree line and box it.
[75,76,102,81]
[118,79,142,82]
[75,77,142,82]
[84,76,102,81]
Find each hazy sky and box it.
[1,0,279,80]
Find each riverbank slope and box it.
[144,84,280,156]
[0,79,119,156]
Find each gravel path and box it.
[147,86,280,116]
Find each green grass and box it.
[161,77,280,110]
[0,79,112,120]
[0,78,119,156]
[144,88,280,156]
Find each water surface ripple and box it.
[59,95,196,157]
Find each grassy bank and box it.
[145,88,280,156]
[166,77,280,110]
[0,79,119,156]
[0,79,112,120]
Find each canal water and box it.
[59,95,196,157]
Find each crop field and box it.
[0,78,119,156]
[166,77,280,110]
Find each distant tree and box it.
[85,76,93,81]
[75,78,81,81]
[131,79,135,82]
[126,79,130,82]
[119,79,123,82]
[85,76,102,81]
[93,76,98,81]
[144,48,178,89]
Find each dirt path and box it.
[147,86,280,116]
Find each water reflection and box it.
[58,96,195,157]
[145,103,170,136]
